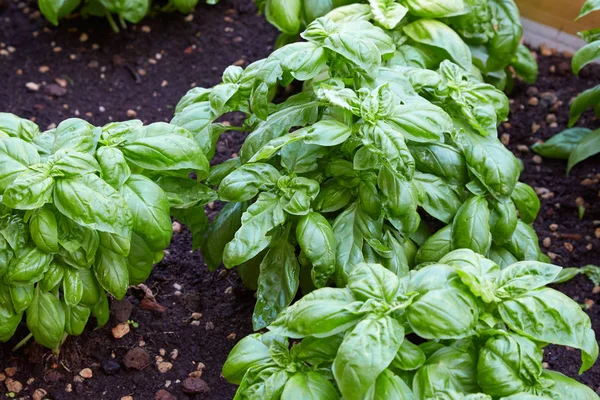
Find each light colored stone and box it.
[79,368,93,379]
[126,109,137,118]
[80,33,89,42]
[33,388,48,400]
[25,82,40,91]
[112,322,131,339]
[157,361,173,373]
[5,378,23,393]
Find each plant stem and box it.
[118,15,127,30]
[12,333,33,352]
[105,11,120,33]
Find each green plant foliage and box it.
[255,0,538,90]
[37,0,219,32]
[0,114,213,349]
[170,15,545,335]
[224,252,598,399]
[534,0,600,172]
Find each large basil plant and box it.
[0,113,210,350]
[255,0,538,90]
[532,0,600,173]
[171,16,545,332]
[223,251,599,399]
[38,0,219,32]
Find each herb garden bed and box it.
[0,0,599,399]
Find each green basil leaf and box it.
[410,142,468,185]
[333,315,404,400]
[0,113,40,142]
[531,127,591,160]
[271,42,328,81]
[542,370,600,400]
[223,333,272,385]
[386,102,452,143]
[577,0,600,19]
[120,134,209,175]
[265,0,302,34]
[499,287,598,373]
[27,289,65,349]
[567,129,600,173]
[512,44,539,83]
[415,225,452,264]
[94,246,129,300]
[568,85,600,127]
[120,175,171,251]
[253,233,300,330]
[0,138,40,192]
[407,264,480,339]
[40,261,64,292]
[490,200,518,245]
[200,202,245,270]
[30,206,59,253]
[365,368,413,400]
[219,163,281,202]
[495,261,562,299]
[223,192,286,267]
[486,0,523,71]
[63,266,83,307]
[369,0,408,29]
[451,196,491,255]
[323,31,381,77]
[297,212,336,288]
[347,262,399,303]
[268,287,364,338]
[4,246,53,285]
[90,293,109,328]
[127,232,154,286]
[96,146,131,189]
[404,19,471,70]
[51,119,96,154]
[3,168,54,210]
[54,173,132,237]
[391,339,426,371]
[281,372,339,400]
[79,268,102,307]
[378,165,419,236]
[403,0,467,18]
[503,221,540,261]
[10,284,34,314]
[64,303,91,336]
[510,182,540,224]
[413,344,479,398]
[414,172,461,224]
[0,305,22,342]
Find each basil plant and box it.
[256,0,538,90]
[532,0,600,173]
[224,250,599,400]
[170,16,545,333]
[0,113,211,350]
[38,0,219,33]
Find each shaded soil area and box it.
[0,0,275,399]
[503,49,600,390]
[0,6,599,396]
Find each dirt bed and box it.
[0,4,599,397]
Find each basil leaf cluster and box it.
[0,114,213,349]
[172,16,545,333]
[225,251,599,399]
[256,0,538,91]
[37,0,219,32]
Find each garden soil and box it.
[0,3,599,397]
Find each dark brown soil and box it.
[0,0,275,399]
[503,50,600,391]
[1,5,599,396]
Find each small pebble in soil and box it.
[516,144,529,153]
[112,299,134,322]
[155,389,176,400]
[126,109,137,118]
[543,237,551,248]
[112,322,131,339]
[170,349,179,360]
[528,97,539,106]
[532,155,542,165]
[5,367,16,377]
[191,312,202,320]
[33,388,48,400]
[102,360,120,375]
[0,373,5,382]
[172,221,182,233]
[227,333,237,341]
[593,286,600,294]
[549,224,558,232]
[66,383,73,393]
[564,242,574,252]
[79,33,89,42]
[25,82,40,91]
[38,65,49,73]
[121,396,134,400]
[183,377,210,394]
[124,347,150,370]
[79,368,93,379]
[5,378,23,393]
